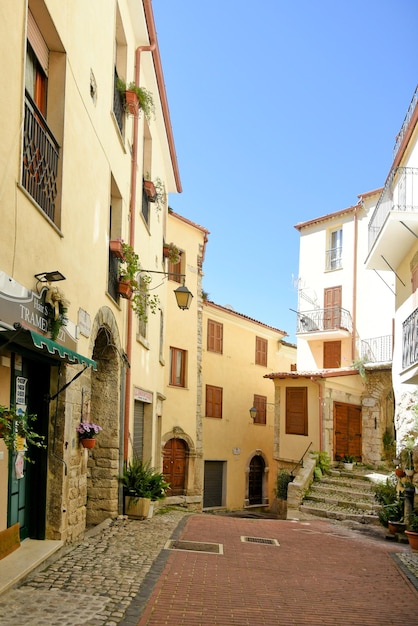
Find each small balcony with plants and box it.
[360,335,393,364]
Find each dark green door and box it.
[8,355,50,540]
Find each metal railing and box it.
[325,246,342,271]
[403,307,418,369]
[368,166,418,252]
[22,92,59,221]
[113,68,124,133]
[393,85,418,160]
[360,335,393,363]
[297,306,352,333]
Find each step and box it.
[300,501,381,525]
[306,492,380,512]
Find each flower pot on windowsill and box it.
[143,180,157,202]
[125,90,139,115]
[81,438,96,449]
[110,240,124,259]
[118,279,133,299]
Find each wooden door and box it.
[324,286,342,329]
[248,455,265,505]
[334,402,362,460]
[163,438,187,495]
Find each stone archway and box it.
[85,307,124,526]
[244,450,269,507]
[361,367,394,466]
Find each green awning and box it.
[29,330,97,370]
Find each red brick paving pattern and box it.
[137,515,418,626]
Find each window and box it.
[168,254,183,283]
[323,286,342,330]
[206,385,223,418]
[253,395,267,424]
[255,337,268,366]
[169,347,186,387]
[326,228,343,270]
[286,387,308,435]
[207,320,223,354]
[323,341,341,368]
[137,277,148,338]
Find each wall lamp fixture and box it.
[34,271,66,283]
[140,270,193,310]
[249,403,275,420]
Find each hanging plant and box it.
[45,285,69,340]
[118,243,160,322]
[0,405,46,461]
[115,78,155,122]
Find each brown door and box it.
[334,402,362,460]
[324,286,342,329]
[163,438,187,495]
[248,455,265,505]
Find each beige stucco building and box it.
[267,191,396,469]
[201,302,295,511]
[365,85,418,479]
[0,0,181,545]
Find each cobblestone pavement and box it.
[0,510,417,626]
[0,510,189,626]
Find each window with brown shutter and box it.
[206,385,223,418]
[253,394,267,424]
[207,320,223,354]
[324,286,342,329]
[286,387,308,435]
[168,254,183,283]
[169,347,186,387]
[255,336,267,366]
[323,341,341,368]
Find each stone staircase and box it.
[300,468,384,525]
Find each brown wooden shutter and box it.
[323,341,341,368]
[253,395,267,424]
[286,387,308,435]
[255,337,267,366]
[206,385,222,418]
[27,10,49,74]
[324,286,342,329]
[207,320,223,353]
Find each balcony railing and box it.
[361,335,393,363]
[113,68,124,134]
[403,307,418,370]
[22,92,59,221]
[368,166,418,252]
[297,307,352,334]
[393,85,418,161]
[325,246,342,271]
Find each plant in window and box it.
[118,242,160,321]
[116,78,155,122]
[163,242,180,264]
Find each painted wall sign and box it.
[133,387,153,403]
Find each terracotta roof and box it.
[169,210,210,235]
[204,300,288,336]
[357,187,383,200]
[294,204,361,231]
[264,367,359,380]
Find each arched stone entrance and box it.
[245,450,269,507]
[85,307,124,526]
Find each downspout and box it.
[123,21,156,461]
[310,376,323,452]
[351,203,359,361]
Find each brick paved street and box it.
[0,511,417,626]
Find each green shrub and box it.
[312,451,331,474]
[274,470,294,500]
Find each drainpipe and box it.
[351,203,360,361]
[123,17,156,461]
[310,376,323,451]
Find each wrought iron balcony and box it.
[296,307,352,334]
[393,85,418,161]
[22,92,59,221]
[403,307,418,370]
[325,246,342,271]
[360,335,393,363]
[368,166,418,253]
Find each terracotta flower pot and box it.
[388,521,406,535]
[81,438,96,449]
[395,468,406,478]
[118,279,133,299]
[143,180,157,201]
[405,530,418,552]
[125,90,139,115]
[109,240,124,259]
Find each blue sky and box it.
[153,0,417,342]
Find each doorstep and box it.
[0,538,63,595]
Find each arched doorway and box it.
[163,438,187,495]
[248,455,265,505]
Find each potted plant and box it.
[109,238,124,259]
[163,242,181,265]
[115,78,155,122]
[403,480,416,501]
[0,405,45,460]
[118,242,141,299]
[342,454,356,470]
[401,436,415,477]
[120,457,168,519]
[76,421,103,449]
[273,469,294,519]
[405,508,418,552]
[384,497,406,535]
[44,285,69,340]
